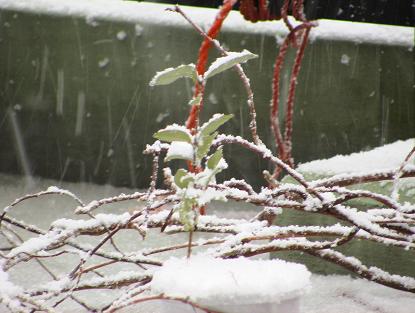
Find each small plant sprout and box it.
[153,114,232,233]
[149,47,254,244]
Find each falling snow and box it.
[341,54,350,65]
[116,30,127,41]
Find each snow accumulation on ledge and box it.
[297,138,415,175]
[0,0,413,47]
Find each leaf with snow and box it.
[200,114,233,137]
[165,141,194,162]
[153,125,192,143]
[149,64,197,86]
[207,148,223,170]
[204,50,258,80]
[196,131,217,161]
[174,169,194,189]
[177,198,197,231]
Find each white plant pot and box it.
[155,297,300,313]
[151,256,311,313]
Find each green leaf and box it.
[200,114,233,137]
[178,198,197,231]
[196,131,217,161]
[174,169,194,189]
[204,50,258,80]
[149,64,197,86]
[153,126,192,143]
[207,148,223,170]
[188,95,202,107]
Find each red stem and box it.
[283,24,312,168]
[239,0,258,22]
[293,0,307,22]
[258,0,269,19]
[281,0,294,31]
[270,35,291,162]
[185,0,237,132]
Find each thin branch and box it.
[1,187,84,226]
[306,249,415,293]
[311,167,415,189]
[283,24,312,168]
[107,294,223,313]
[168,5,261,145]
[213,134,324,201]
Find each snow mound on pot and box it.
[151,256,311,304]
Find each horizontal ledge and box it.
[0,0,413,47]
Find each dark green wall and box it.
[0,8,413,188]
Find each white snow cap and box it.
[151,256,311,304]
[166,141,194,161]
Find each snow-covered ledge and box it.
[0,0,413,46]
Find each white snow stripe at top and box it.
[0,0,412,47]
[298,139,415,175]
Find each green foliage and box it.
[177,198,198,231]
[153,128,192,143]
[204,49,258,80]
[200,114,233,138]
[149,52,246,231]
[149,49,257,88]
[152,114,232,231]
[174,169,194,189]
[196,131,217,162]
[149,64,197,86]
[207,147,223,170]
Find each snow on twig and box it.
[307,249,415,293]
[1,186,84,226]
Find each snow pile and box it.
[298,139,414,175]
[151,256,311,305]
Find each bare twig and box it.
[168,5,261,145]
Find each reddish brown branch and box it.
[312,168,415,189]
[271,22,315,179]
[186,0,237,132]
[292,0,307,22]
[213,135,324,201]
[283,25,312,168]
[281,0,294,32]
[270,34,291,163]
[306,249,415,293]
